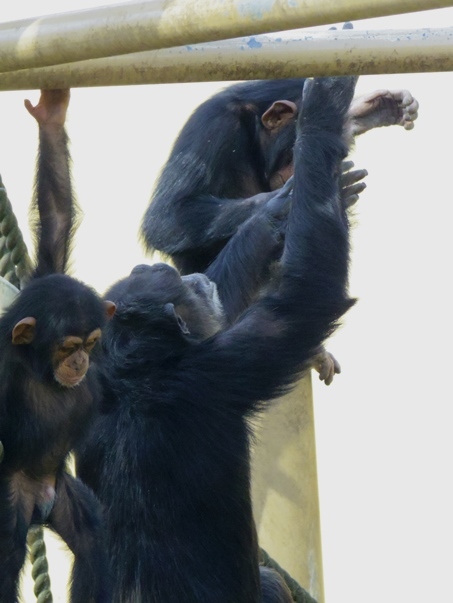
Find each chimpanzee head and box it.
[2,274,115,387]
[104,263,225,349]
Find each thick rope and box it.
[0,174,33,289]
[28,528,53,603]
[0,173,52,602]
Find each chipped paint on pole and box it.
[0,27,452,90]
[0,0,453,73]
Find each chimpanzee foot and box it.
[349,89,419,135]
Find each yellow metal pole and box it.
[0,0,453,74]
[0,27,451,90]
[251,375,325,602]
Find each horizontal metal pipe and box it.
[1,0,453,74]
[0,27,451,90]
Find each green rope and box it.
[0,173,52,602]
[260,548,318,603]
[28,528,53,603]
[0,174,33,289]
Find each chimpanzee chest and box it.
[2,376,95,472]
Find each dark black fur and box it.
[0,93,110,603]
[77,77,357,603]
[141,79,306,281]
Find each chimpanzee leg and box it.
[260,566,293,603]
[47,472,110,603]
[0,480,29,603]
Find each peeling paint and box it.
[1,27,452,90]
[247,37,263,49]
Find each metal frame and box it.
[0,27,451,90]
[0,0,453,74]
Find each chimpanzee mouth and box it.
[54,373,86,388]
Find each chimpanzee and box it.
[141,78,418,384]
[142,79,418,275]
[0,90,114,603]
[76,75,358,603]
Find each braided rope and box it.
[28,527,53,603]
[0,173,52,602]
[0,174,33,289]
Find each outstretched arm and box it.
[144,186,282,274]
[25,89,76,277]
[205,179,292,322]
[186,77,357,411]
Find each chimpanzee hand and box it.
[24,89,70,127]
[349,89,419,135]
[340,160,367,208]
[310,348,341,386]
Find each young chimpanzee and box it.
[77,76,358,603]
[141,78,418,384]
[0,90,114,603]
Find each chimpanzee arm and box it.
[144,188,276,271]
[202,177,343,387]
[24,89,76,277]
[183,78,357,412]
[205,179,292,323]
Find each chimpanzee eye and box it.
[61,345,77,354]
[85,338,99,352]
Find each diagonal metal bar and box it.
[0,27,451,90]
[0,0,453,74]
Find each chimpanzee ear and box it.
[12,317,37,345]
[104,300,117,320]
[163,303,190,335]
[261,100,298,130]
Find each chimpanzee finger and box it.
[322,352,341,386]
[342,181,367,208]
[310,349,341,385]
[340,167,368,187]
[343,182,367,196]
[340,164,368,207]
[341,160,355,172]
